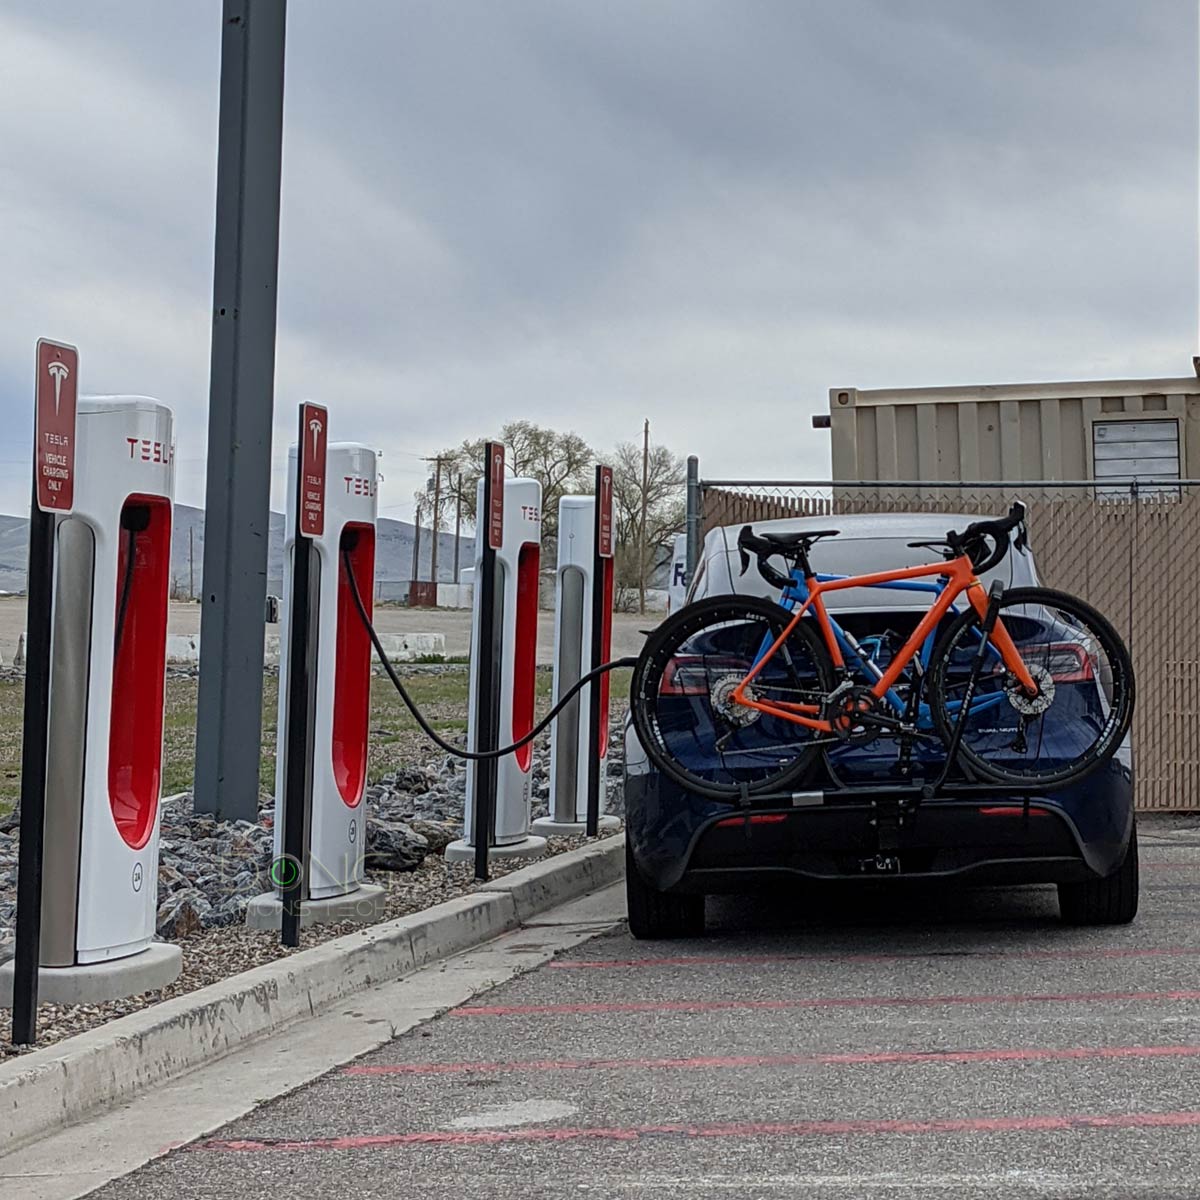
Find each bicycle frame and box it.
[730,553,1038,734]
[776,570,948,716]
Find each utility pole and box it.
[453,477,462,583]
[639,418,650,614]
[410,501,422,599]
[429,457,443,587]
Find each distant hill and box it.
[0,515,28,593]
[0,505,474,596]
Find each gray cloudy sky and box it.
[1,0,1196,520]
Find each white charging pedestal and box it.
[1,397,181,1006]
[533,496,620,838]
[246,443,387,930]
[446,478,547,864]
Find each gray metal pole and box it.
[639,419,649,614]
[194,0,288,821]
[430,457,442,586]
[685,455,700,585]
[453,480,462,583]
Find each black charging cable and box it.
[341,546,636,762]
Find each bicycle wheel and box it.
[631,595,835,799]
[927,586,1134,789]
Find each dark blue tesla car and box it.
[624,513,1137,938]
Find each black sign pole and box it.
[11,495,55,1044]
[585,466,607,838]
[280,406,318,947]
[472,442,502,882]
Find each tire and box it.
[1058,824,1139,925]
[926,586,1134,790]
[631,595,834,800]
[625,837,705,939]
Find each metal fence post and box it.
[194,0,288,822]
[685,455,700,585]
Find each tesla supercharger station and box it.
[445,478,547,863]
[246,442,385,930]
[533,496,620,838]
[1,396,182,1007]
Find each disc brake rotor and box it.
[1005,664,1055,715]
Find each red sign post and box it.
[14,338,80,1044]
[596,465,614,559]
[487,444,505,550]
[35,339,78,513]
[299,402,327,538]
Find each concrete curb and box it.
[478,835,626,923]
[0,833,624,1155]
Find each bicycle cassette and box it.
[709,673,761,727]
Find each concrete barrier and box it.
[372,632,447,661]
[165,634,201,664]
[160,631,447,668]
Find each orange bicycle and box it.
[631,504,1134,799]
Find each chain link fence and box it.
[698,478,1196,812]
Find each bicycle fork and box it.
[926,579,1005,798]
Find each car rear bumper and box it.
[671,802,1108,893]
[624,731,1134,895]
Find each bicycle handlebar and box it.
[737,527,792,590]
[737,501,1028,586]
[950,501,1027,574]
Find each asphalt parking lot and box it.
[91,817,1200,1199]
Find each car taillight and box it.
[660,656,746,696]
[660,657,711,696]
[716,813,789,828]
[1045,642,1094,683]
[978,806,1049,817]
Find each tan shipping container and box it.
[827,376,1200,484]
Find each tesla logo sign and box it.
[299,402,328,538]
[126,438,174,464]
[343,475,376,497]
[35,338,78,513]
[597,465,614,558]
[487,442,505,550]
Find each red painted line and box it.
[551,946,1200,970]
[343,1044,1200,1078]
[453,989,1200,1018]
[194,1109,1200,1152]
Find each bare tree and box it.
[611,439,685,607]
[423,421,595,546]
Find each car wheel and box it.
[625,837,705,940]
[1058,824,1139,926]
